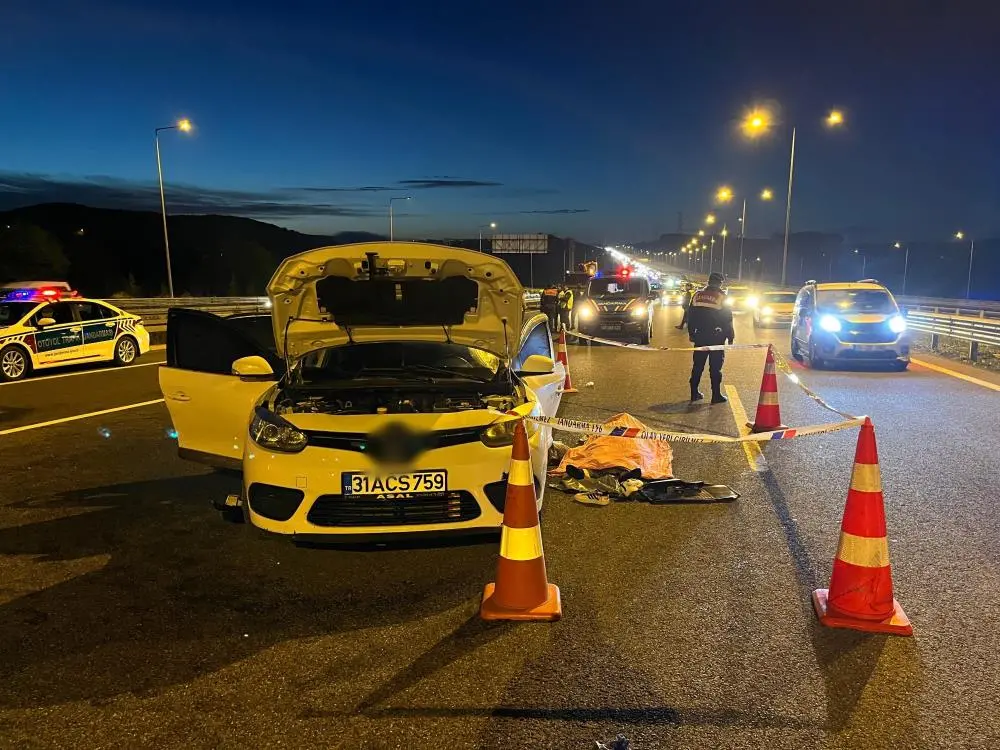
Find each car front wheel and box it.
[0,345,31,382]
[114,335,139,366]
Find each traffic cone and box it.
[748,345,787,432]
[481,420,562,622]
[555,328,578,393]
[812,418,912,636]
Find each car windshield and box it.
[298,342,503,383]
[0,302,36,327]
[588,279,645,298]
[817,289,897,314]
[763,293,797,304]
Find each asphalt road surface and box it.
[1,306,998,749]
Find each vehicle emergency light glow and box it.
[889,315,907,333]
[819,314,842,332]
[746,295,759,308]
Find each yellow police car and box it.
[0,287,151,381]
[790,279,909,370]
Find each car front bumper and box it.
[815,332,910,361]
[240,431,547,538]
[578,312,648,337]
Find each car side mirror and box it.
[516,354,555,376]
[36,317,56,328]
[232,355,275,378]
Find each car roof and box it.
[814,282,888,291]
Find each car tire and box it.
[0,344,31,382]
[807,339,824,369]
[638,322,651,345]
[790,336,802,361]
[892,360,909,372]
[114,335,139,366]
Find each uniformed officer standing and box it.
[686,272,735,404]
[557,284,575,331]
[541,283,560,332]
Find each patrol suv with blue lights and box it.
[0,290,150,381]
[790,280,909,370]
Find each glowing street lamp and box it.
[760,188,773,201]
[716,186,734,203]
[740,107,773,139]
[705,214,716,225]
[826,109,845,127]
[697,229,705,237]
[155,118,194,298]
[477,221,498,252]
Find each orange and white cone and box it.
[481,420,562,622]
[748,344,787,432]
[555,328,578,394]
[812,418,912,636]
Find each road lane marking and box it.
[0,399,165,436]
[0,359,164,387]
[724,385,767,472]
[910,358,1000,393]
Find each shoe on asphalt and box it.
[711,392,728,404]
[690,389,704,402]
[675,324,685,330]
[574,491,610,506]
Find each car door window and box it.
[32,302,74,326]
[72,301,115,321]
[168,308,284,376]
[514,321,553,370]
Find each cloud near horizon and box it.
[290,178,504,192]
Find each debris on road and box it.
[548,440,570,466]
[596,734,631,750]
[585,381,595,387]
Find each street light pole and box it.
[388,196,412,241]
[966,239,975,299]
[780,126,796,288]
[738,199,747,281]
[478,222,497,252]
[894,242,910,295]
[720,226,728,277]
[154,119,191,298]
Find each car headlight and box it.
[746,296,759,309]
[630,305,647,318]
[249,407,308,453]
[888,315,907,333]
[480,418,536,448]
[761,305,774,316]
[819,314,842,332]
[578,303,595,320]
[724,297,734,306]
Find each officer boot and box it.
[710,374,727,404]
[690,380,704,402]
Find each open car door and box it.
[159,309,285,471]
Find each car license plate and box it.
[342,470,448,497]
[600,323,622,331]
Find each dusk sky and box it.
[2,1,997,244]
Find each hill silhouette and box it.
[0,203,385,297]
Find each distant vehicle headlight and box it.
[630,305,647,318]
[746,295,759,309]
[761,305,774,316]
[724,297,735,306]
[889,315,907,333]
[819,314,842,332]
[578,303,595,320]
[249,407,308,453]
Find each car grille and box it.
[302,426,482,454]
[836,322,896,344]
[307,491,481,527]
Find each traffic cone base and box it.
[554,329,578,393]
[812,588,912,636]
[481,582,562,622]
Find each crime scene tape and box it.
[566,329,858,421]
[525,413,867,444]
[565,330,768,352]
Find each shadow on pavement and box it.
[759,469,922,738]
[0,474,495,708]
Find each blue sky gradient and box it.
[2,0,997,244]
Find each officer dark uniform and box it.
[686,272,735,404]
[541,284,560,332]
[675,286,693,330]
[557,285,574,331]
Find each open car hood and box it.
[267,242,525,360]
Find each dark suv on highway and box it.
[577,275,655,344]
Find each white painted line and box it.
[725,385,767,472]
[910,357,1000,393]
[0,399,166,436]
[0,359,164,387]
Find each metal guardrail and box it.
[904,309,1000,362]
[105,293,541,333]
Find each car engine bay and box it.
[269,383,520,416]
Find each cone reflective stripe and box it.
[554,329,578,394]
[812,418,912,636]
[749,345,786,432]
[481,420,562,621]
